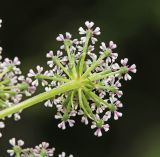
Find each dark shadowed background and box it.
[0,0,160,156]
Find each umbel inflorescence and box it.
[7,138,73,157]
[0,21,136,138]
[27,21,136,137]
[0,19,36,138]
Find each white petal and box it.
[66,32,72,39]
[124,73,132,81]
[91,37,97,44]
[9,138,16,146]
[103,124,109,132]
[93,27,101,35]
[114,111,122,120]
[78,27,86,34]
[94,128,102,137]
[68,120,75,127]
[121,58,128,65]
[58,121,66,130]
[109,41,117,49]
[46,51,53,58]
[91,124,96,129]
[85,21,94,28]
[129,64,137,73]
[32,79,39,86]
[17,139,24,146]
[56,34,64,41]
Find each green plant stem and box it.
[64,41,77,78]
[78,88,92,119]
[15,153,20,157]
[89,69,111,77]
[79,31,91,76]
[35,74,70,82]
[81,91,95,120]
[88,70,120,81]
[0,65,13,79]
[82,49,111,78]
[0,80,83,119]
[64,40,72,62]
[94,84,117,92]
[83,87,115,110]
[53,57,72,79]
[40,149,47,157]
[88,66,128,81]
[0,79,10,85]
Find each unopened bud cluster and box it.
[7,138,73,157]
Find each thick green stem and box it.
[0,80,82,119]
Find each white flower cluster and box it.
[0,19,36,138]
[28,21,136,137]
[7,138,73,157]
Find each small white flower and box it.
[85,21,94,29]
[9,138,24,146]
[91,122,110,137]
[100,42,118,62]
[56,32,72,41]
[121,58,137,81]
[44,100,53,107]
[56,34,65,41]
[14,113,21,121]
[66,32,72,39]
[78,27,86,34]
[58,121,66,130]
[109,41,117,49]
[7,138,24,156]
[46,50,54,58]
[93,27,101,35]
[81,116,89,125]
[114,111,123,120]
[103,111,111,121]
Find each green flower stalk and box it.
[0,21,136,137]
